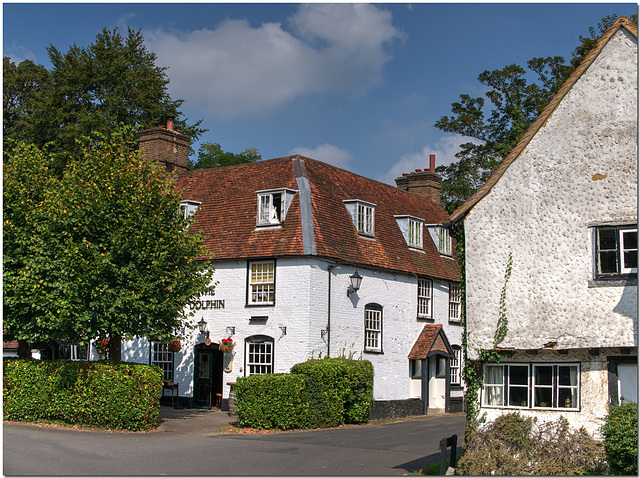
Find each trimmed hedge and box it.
[600,401,638,475]
[3,358,163,431]
[234,373,308,430]
[235,358,374,430]
[291,358,374,427]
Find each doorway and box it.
[194,344,224,408]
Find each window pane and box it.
[623,251,637,269]
[534,365,553,385]
[509,365,529,385]
[485,365,504,385]
[534,388,553,407]
[622,230,637,250]
[485,385,503,406]
[598,228,617,250]
[509,386,529,407]
[558,388,577,408]
[558,366,577,386]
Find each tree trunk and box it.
[109,333,122,362]
[17,340,31,359]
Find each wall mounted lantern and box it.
[347,270,363,297]
[226,326,236,336]
[198,318,208,335]
[279,325,287,336]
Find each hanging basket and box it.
[219,344,235,354]
[168,342,182,353]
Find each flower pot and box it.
[168,343,181,353]
[219,344,234,354]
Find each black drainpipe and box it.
[327,264,336,357]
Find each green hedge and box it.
[3,359,163,431]
[291,358,374,427]
[234,373,308,430]
[235,358,374,430]
[600,401,638,475]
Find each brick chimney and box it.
[395,154,442,204]
[138,119,190,173]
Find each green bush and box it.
[3,358,163,431]
[600,401,638,475]
[234,373,308,430]
[457,413,605,475]
[291,358,374,427]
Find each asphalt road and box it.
[4,414,466,476]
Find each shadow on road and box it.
[393,446,463,473]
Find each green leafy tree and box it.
[3,127,214,360]
[3,27,205,175]
[435,14,636,213]
[190,142,262,170]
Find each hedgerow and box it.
[600,401,638,475]
[3,358,163,431]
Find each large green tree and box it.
[435,14,636,214]
[3,127,214,360]
[189,142,262,170]
[3,27,205,175]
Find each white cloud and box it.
[377,135,482,185]
[4,41,38,64]
[289,143,353,169]
[144,4,402,119]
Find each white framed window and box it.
[417,279,432,319]
[151,342,174,382]
[180,200,201,219]
[59,343,89,361]
[595,226,637,277]
[364,303,383,352]
[357,203,374,236]
[344,200,376,237]
[438,227,452,255]
[410,359,422,379]
[449,283,461,322]
[408,218,423,248]
[246,335,274,375]
[450,347,462,386]
[258,191,283,225]
[483,363,580,410]
[248,260,275,305]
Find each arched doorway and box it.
[194,343,224,408]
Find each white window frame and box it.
[151,342,174,382]
[180,200,201,219]
[438,227,452,255]
[246,336,274,375]
[364,304,383,353]
[594,226,637,277]
[257,191,283,226]
[450,347,462,386]
[417,278,432,319]
[449,283,461,323]
[248,260,275,305]
[408,218,423,248]
[483,363,580,411]
[357,203,374,236]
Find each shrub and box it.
[291,358,374,427]
[3,358,163,431]
[456,412,605,476]
[234,373,308,430]
[600,401,638,475]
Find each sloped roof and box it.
[174,155,460,282]
[450,16,638,223]
[408,324,453,359]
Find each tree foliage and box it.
[3,127,214,359]
[435,14,636,213]
[3,27,205,175]
[189,142,262,170]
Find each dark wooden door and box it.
[194,347,224,407]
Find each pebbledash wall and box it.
[101,256,462,407]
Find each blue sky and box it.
[3,2,636,184]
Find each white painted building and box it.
[99,126,464,415]
[450,18,637,435]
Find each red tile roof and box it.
[408,324,453,359]
[175,155,459,282]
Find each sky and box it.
[3,2,636,185]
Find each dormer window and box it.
[344,200,376,237]
[395,215,424,249]
[256,189,297,227]
[426,225,452,256]
[180,200,201,219]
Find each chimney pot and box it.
[167,118,174,131]
[415,169,422,172]
[402,173,409,177]
[429,154,436,172]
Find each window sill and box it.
[448,319,462,325]
[588,277,637,288]
[364,350,383,355]
[246,303,275,308]
[417,316,434,322]
[255,224,282,231]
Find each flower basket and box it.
[219,337,235,353]
[168,341,181,353]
